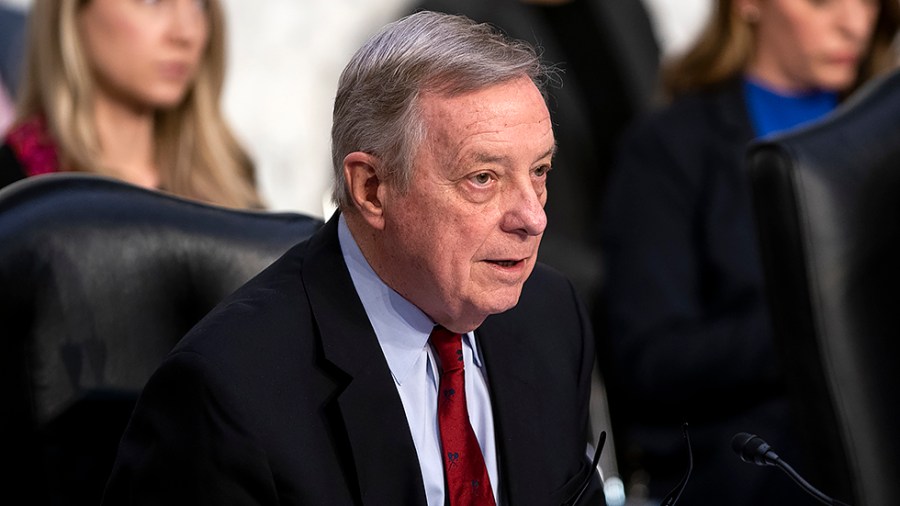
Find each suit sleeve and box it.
[102,351,279,506]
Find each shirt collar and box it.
[337,215,483,384]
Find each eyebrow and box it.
[466,144,557,166]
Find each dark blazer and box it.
[103,214,601,505]
[0,143,27,189]
[599,81,808,505]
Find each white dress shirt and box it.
[338,215,500,505]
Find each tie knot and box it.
[430,325,464,372]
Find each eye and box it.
[470,172,494,186]
[533,164,551,178]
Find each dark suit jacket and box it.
[0,143,27,190]
[599,80,808,505]
[103,214,601,505]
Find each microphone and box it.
[731,432,850,506]
[732,432,779,466]
[562,430,606,505]
[660,423,693,506]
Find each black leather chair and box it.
[0,173,323,504]
[746,68,900,506]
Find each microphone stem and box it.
[774,459,849,506]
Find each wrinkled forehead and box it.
[412,77,554,166]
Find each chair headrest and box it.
[0,173,323,426]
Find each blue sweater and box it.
[743,77,838,138]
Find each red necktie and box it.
[430,326,497,506]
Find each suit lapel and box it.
[477,316,546,505]
[303,214,427,506]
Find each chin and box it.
[448,291,522,332]
[482,290,523,315]
[144,88,192,109]
[817,71,858,92]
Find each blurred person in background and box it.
[598,0,899,504]
[0,0,261,209]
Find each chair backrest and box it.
[0,173,323,504]
[746,68,900,506]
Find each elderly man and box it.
[103,11,602,506]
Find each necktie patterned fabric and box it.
[430,326,496,506]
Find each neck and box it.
[93,94,160,189]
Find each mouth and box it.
[485,258,526,269]
[828,53,860,66]
[159,62,192,81]
[479,256,533,286]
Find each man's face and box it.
[378,76,554,332]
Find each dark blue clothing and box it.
[0,5,26,98]
[0,143,26,188]
[742,77,838,137]
[599,80,811,505]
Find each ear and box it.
[343,151,386,230]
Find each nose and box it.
[838,0,878,43]
[500,180,547,237]
[167,0,208,46]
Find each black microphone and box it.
[731,432,850,506]
[562,430,606,505]
[660,423,693,506]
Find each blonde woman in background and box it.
[598,0,899,505]
[0,0,261,209]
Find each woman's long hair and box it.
[16,0,261,208]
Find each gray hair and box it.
[330,10,550,209]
